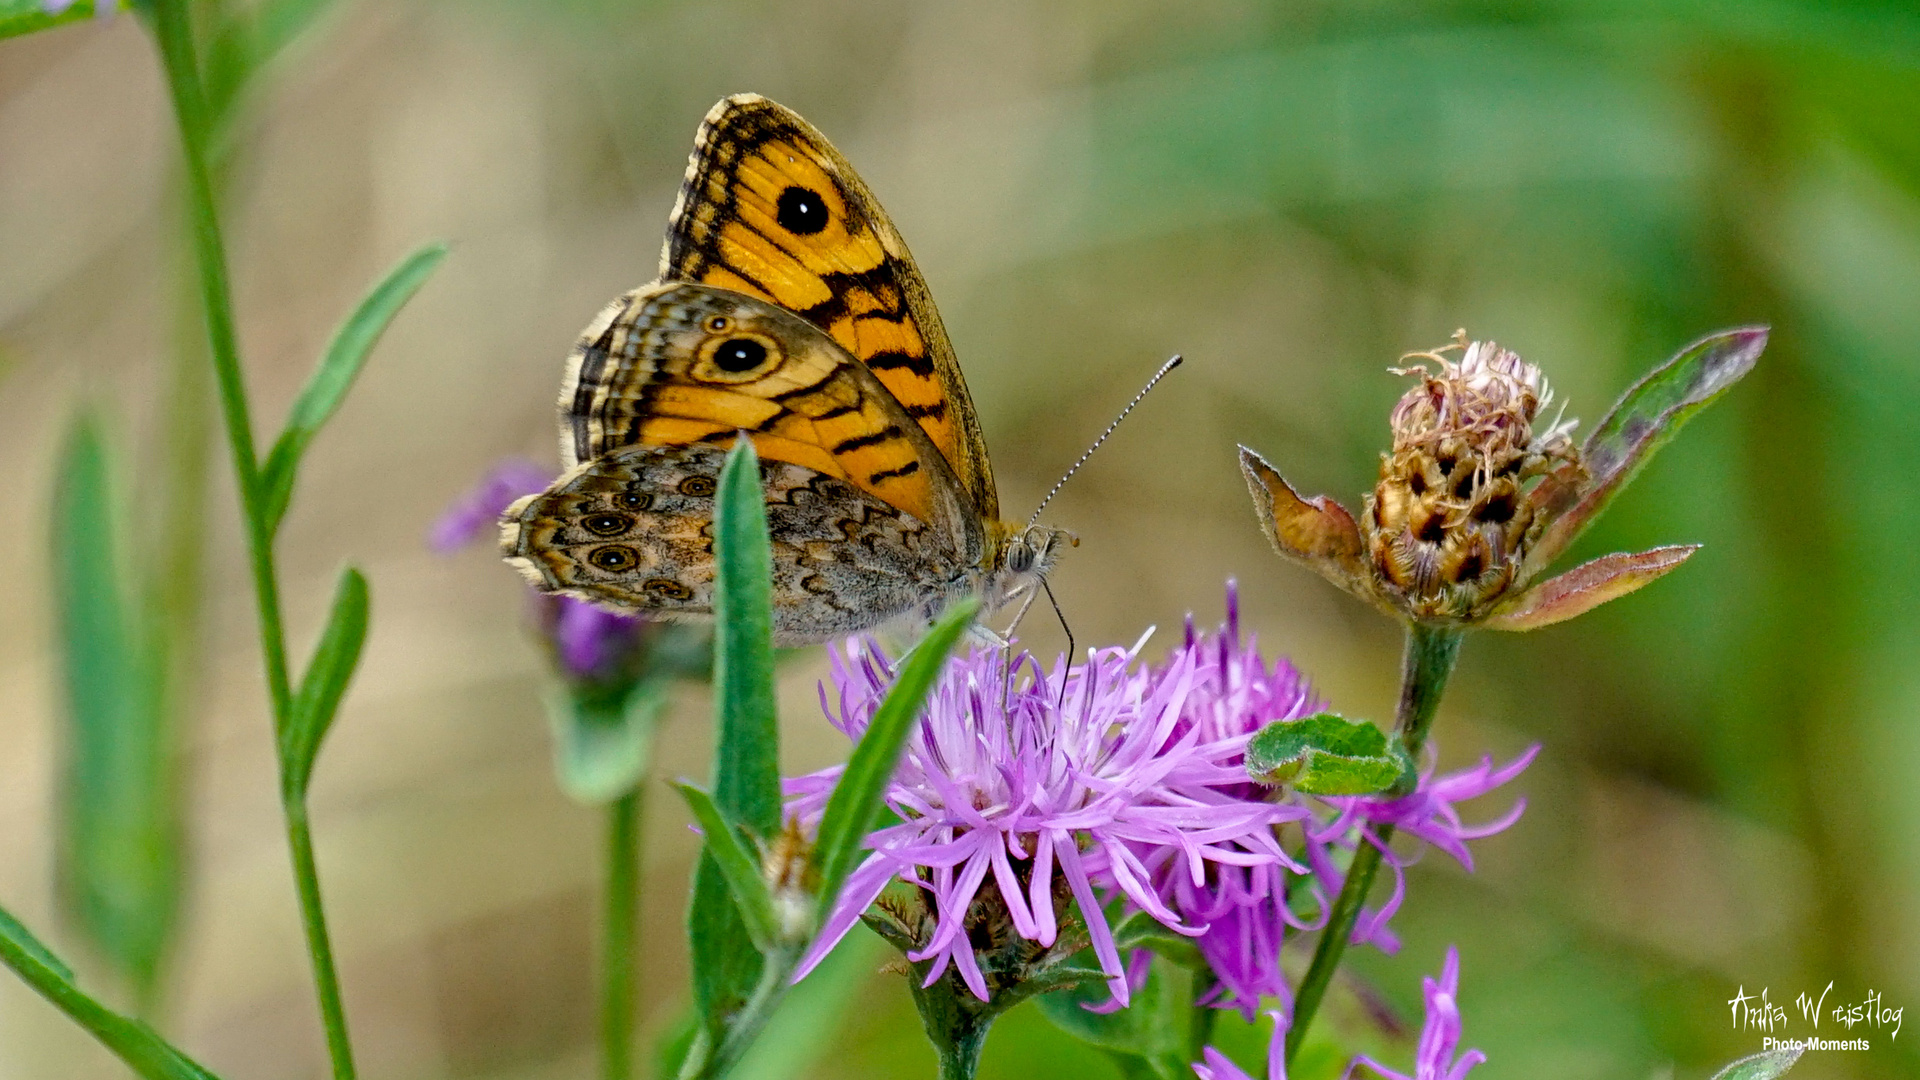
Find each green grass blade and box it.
[1710,1046,1804,1080]
[50,414,180,997]
[690,439,780,1043]
[0,903,223,1080]
[261,243,447,534]
[674,783,779,953]
[281,567,369,801]
[0,0,124,40]
[810,599,976,905]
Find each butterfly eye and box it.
[589,546,637,571]
[678,475,718,498]
[1005,539,1035,575]
[582,513,633,537]
[706,315,730,332]
[776,185,829,235]
[712,337,768,374]
[618,491,653,511]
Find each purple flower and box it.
[1306,747,1537,949]
[786,635,1307,1004]
[434,460,650,682]
[1148,583,1322,1019]
[1345,947,1485,1080]
[1192,1010,1288,1080]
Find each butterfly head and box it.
[992,524,1075,599]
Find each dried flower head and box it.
[1366,334,1580,621]
[1240,327,1766,630]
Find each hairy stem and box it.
[148,5,355,1077]
[601,792,642,1080]
[1286,623,1462,1064]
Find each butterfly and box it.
[501,94,1069,645]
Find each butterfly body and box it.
[502,95,1066,644]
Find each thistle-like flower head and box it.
[786,636,1305,1005]
[1240,327,1765,630]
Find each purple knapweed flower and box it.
[1345,947,1484,1080]
[1147,582,1322,1019]
[1192,1009,1288,1080]
[786,635,1307,1005]
[1306,746,1537,949]
[434,459,649,682]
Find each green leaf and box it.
[690,439,781,1039]
[204,0,339,127]
[710,438,781,834]
[546,677,669,804]
[0,902,224,1080]
[50,414,180,997]
[674,783,780,953]
[0,0,125,41]
[811,598,977,906]
[1038,957,1184,1079]
[1709,1045,1805,1080]
[280,567,369,801]
[260,243,447,535]
[730,930,884,1080]
[1245,713,1407,796]
[1528,327,1767,572]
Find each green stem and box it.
[1286,623,1461,1064]
[148,6,354,1078]
[1187,970,1218,1064]
[286,805,355,1079]
[905,970,996,1080]
[683,948,800,1080]
[601,792,642,1080]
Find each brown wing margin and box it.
[657,93,1001,523]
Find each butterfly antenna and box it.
[1043,580,1074,713]
[1026,354,1184,526]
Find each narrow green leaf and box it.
[51,414,180,996]
[261,243,447,534]
[547,677,669,804]
[811,598,977,905]
[674,783,780,953]
[691,439,780,1039]
[0,902,224,1080]
[280,567,369,801]
[0,0,124,40]
[1245,713,1406,795]
[1709,1046,1804,1080]
[710,438,780,834]
[1529,327,1766,571]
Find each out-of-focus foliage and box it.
[3,0,1918,1078]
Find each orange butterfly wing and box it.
[658,93,1000,524]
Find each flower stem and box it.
[147,5,355,1077]
[601,792,643,1080]
[1285,623,1462,1064]
[1186,970,1218,1064]
[907,972,996,1080]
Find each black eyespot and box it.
[776,185,829,235]
[583,513,633,536]
[618,491,653,511]
[590,546,637,571]
[679,475,717,498]
[644,578,694,602]
[706,315,730,332]
[713,337,768,373]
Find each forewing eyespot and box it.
[776,185,829,235]
[713,337,768,373]
[679,475,717,498]
[590,546,638,572]
[705,315,730,332]
[582,512,634,537]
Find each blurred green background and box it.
[2,1,1917,1078]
